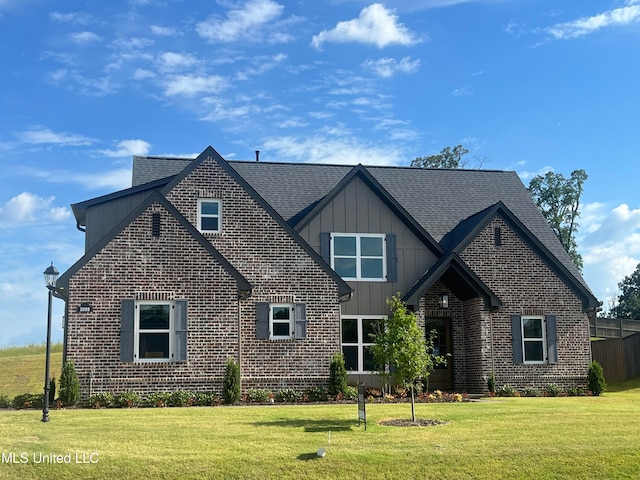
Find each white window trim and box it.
[134,301,174,363]
[341,315,386,373]
[198,198,222,233]
[270,303,294,340]
[331,233,387,282]
[521,315,546,364]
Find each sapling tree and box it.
[370,295,444,422]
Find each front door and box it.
[426,318,453,390]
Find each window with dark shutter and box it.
[120,299,135,362]
[174,300,188,361]
[386,234,397,282]
[546,314,558,364]
[256,302,270,339]
[511,314,523,364]
[294,303,307,339]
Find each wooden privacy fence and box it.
[591,332,640,383]
[590,317,640,338]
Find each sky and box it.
[1,0,639,346]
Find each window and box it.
[120,299,188,363]
[521,316,545,363]
[270,304,294,340]
[341,316,383,373]
[256,302,307,340]
[331,233,386,281]
[198,199,221,233]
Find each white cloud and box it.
[0,193,71,228]
[71,169,132,190]
[451,86,473,96]
[15,126,94,146]
[49,11,94,25]
[164,74,229,97]
[69,31,102,46]
[362,56,420,78]
[235,53,287,80]
[263,130,406,165]
[311,3,420,50]
[158,52,199,71]
[196,0,284,43]
[133,68,156,80]
[150,25,177,36]
[517,165,553,181]
[545,4,640,40]
[579,203,640,306]
[99,139,151,158]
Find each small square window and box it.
[198,199,221,233]
[270,304,294,340]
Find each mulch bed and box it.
[379,418,448,427]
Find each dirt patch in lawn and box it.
[379,418,448,427]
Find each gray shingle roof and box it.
[129,155,592,296]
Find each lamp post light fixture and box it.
[42,262,59,423]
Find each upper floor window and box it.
[331,233,386,281]
[198,199,221,233]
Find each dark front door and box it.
[426,318,453,391]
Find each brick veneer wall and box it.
[67,203,242,398]
[460,215,592,391]
[164,156,343,392]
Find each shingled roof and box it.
[126,154,593,298]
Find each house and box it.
[58,146,599,399]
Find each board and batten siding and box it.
[298,176,437,316]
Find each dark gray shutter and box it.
[174,300,188,361]
[294,303,307,339]
[257,302,269,339]
[320,233,331,264]
[511,314,523,364]
[546,314,558,364]
[386,234,397,282]
[120,299,135,362]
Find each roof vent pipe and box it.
[255,150,260,162]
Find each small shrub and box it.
[12,393,43,409]
[223,357,241,404]
[328,353,348,397]
[343,385,358,401]
[114,391,140,408]
[567,386,586,397]
[487,371,495,395]
[247,388,272,403]
[523,387,541,397]
[170,390,193,407]
[146,392,171,408]
[58,361,80,406]
[543,383,562,397]
[275,388,302,403]
[193,392,219,406]
[496,384,517,397]
[88,392,114,409]
[587,361,607,396]
[0,394,11,409]
[305,386,326,402]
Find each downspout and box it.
[76,222,86,233]
[52,287,70,364]
[237,289,252,393]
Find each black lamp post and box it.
[42,262,59,423]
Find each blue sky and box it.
[1,0,639,346]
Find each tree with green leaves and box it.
[528,169,588,270]
[370,295,443,422]
[58,360,80,406]
[610,263,640,319]
[411,144,469,169]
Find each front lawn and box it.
[1,381,639,479]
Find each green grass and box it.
[1,385,640,479]
[1,345,639,478]
[0,344,63,398]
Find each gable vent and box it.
[494,226,502,246]
[152,213,161,238]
